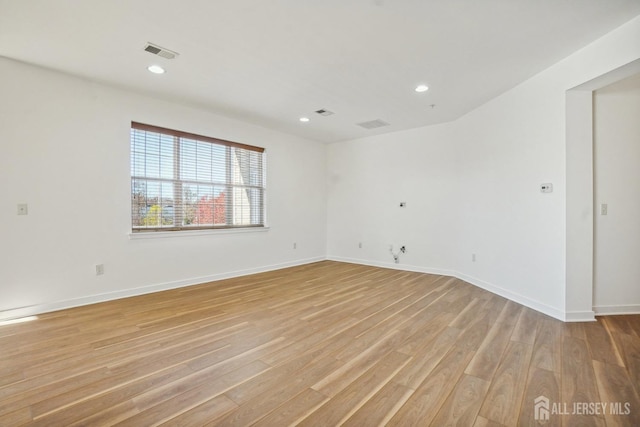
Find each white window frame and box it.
[130,122,266,233]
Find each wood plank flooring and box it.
[1,261,640,426]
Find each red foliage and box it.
[195,192,226,225]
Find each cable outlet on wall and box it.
[17,203,28,215]
[95,264,105,276]
[540,183,553,193]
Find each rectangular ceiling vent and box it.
[315,109,334,116]
[356,119,390,129]
[144,43,179,59]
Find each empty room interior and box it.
[2,1,640,426]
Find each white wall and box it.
[3,16,640,322]
[453,75,567,318]
[593,73,640,314]
[326,123,457,274]
[327,15,640,321]
[0,57,327,319]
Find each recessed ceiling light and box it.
[299,117,310,123]
[147,65,166,74]
[415,84,429,93]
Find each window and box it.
[130,122,265,232]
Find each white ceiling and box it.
[1,1,640,143]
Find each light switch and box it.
[601,203,608,215]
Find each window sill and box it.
[128,226,270,239]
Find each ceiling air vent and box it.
[315,109,334,116]
[356,119,390,129]
[143,43,179,59]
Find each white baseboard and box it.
[594,304,640,316]
[454,272,570,322]
[327,256,572,321]
[564,310,597,322]
[326,255,455,277]
[0,257,326,321]
[3,256,598,324]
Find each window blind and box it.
[130,122,266,232]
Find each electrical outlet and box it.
[95,264,104,276]
[601,204,608,215]
[399,202,406,207]
[400,246,406,253]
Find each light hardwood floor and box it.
[1,261,639,426]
